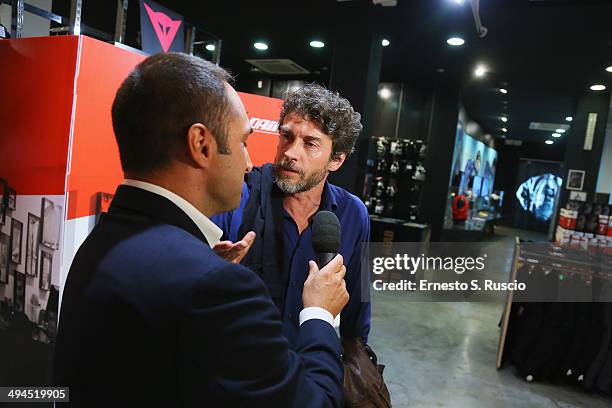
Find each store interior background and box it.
[1,0,612,407]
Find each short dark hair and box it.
[111,53,232,175]
[279,83,363,158]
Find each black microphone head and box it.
[312,211,341,253]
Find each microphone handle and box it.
[316,252,337,269]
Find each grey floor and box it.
[368,226,612,408]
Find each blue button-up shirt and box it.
[212,166,371,348]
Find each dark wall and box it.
[369,82,427,141]
[398,83,428,141]
[559,91,610,206]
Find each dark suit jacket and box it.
[53,185,344,407]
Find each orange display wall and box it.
[0,35,281,386]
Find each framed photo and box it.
[39,251,52,291]
[10,218,23,264]
[0,233,9,284]
[6,187,16,211]
[566,169,585,191]
[13,271,26,313]
[41,198,62,250]
[26,213,40,277]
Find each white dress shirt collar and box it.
[121,179,222,247]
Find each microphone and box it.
[312,211,341,268]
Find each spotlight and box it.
[382,39,390,47]
[501,116,508,123]
[606,66,612,73]
[565,116,573,122]
[555,129,566,133]
[500,88,508,94]
[205,44,215,51]
[254,42,268,50]
[590,84,606,91]
[552,133,561,138]
[501,128,507,133]
[447,37,465,46]
[545,140,554,145]
[474,65,486,77]
[310,40,325,48]
[378,88,392,99]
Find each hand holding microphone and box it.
[302,211,349,318]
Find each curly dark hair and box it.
[279,83,363,158]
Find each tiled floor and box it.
[367,226,612,407]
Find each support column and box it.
[420,74,461,242]
[327,5,382,195]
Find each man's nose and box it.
[283,140,301,161]
[245,147,253,173]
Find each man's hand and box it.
[302,254,349,318]
[213,231,256,264]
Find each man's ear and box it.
[187,123,214,168]
[328,152,347,172]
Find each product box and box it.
[555,226,572,245]
[597,215,609,236]
[559,208,578,230]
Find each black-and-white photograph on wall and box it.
[10,218,23,265]
[26,213,40,276]
[39,251,52,291]
[566,169,585,191]
[13,272,25,313]
[7,187,16,211]
[41,198,62,250]
[0,233,9,284]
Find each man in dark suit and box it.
[53,53,349,407]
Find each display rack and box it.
[362,136,428,222]
[497,239,612,395]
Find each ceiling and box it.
[76,0,612,145]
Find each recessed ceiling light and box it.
[447,37,465,46]
[545,140,554,145]
[254,42,268,50]
[474,65,486,77]
[555,129,566,133]
[590,84,606,91]
[382,39,390,47]
[378,88,392,99]
[453,0,464,4]
[606,66,612,73]
[500,88,508,94]
[501,116,508,123]
[565,116,573,122]
[205,44,215,51]
[552,133,561,138]
[310,40,325,48]
[501,127,507,132]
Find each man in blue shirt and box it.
[213,84,371,348]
